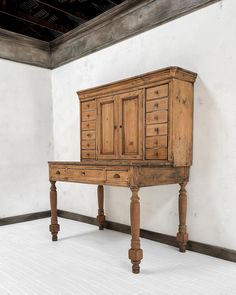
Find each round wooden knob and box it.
[87,143,90,147]
[155,128,159,133]
[56,170,60,175]
[155,90,159,95]
[155,152,159,157]
[87,104,90,108]
[87,124,90,128]
[154,103,159,108]
[154,115,158,121]
[80,171,85,175]
[87,133,91,137]
[87,114,90,118]
[155,141,158,145]
[113,174,120,179]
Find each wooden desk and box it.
[49,161,189,273]
[48,67,197,273]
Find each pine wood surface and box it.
[49,67,197,273]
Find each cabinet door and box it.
[117,90,143,159]
[97,96,118,159]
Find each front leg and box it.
[97,185,105,230]
[128,186,143,274]
[49,181,60,241]
[176,182,188,252]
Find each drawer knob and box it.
[154,115,158,121]
[87,153,90,156]
[155,128,159,134]
[155,140,158,145]
[87,124,90,128]
[87,114,90,118]
[87,104,90,108]
[154,103,159,108]
[113,173,120,179]
[155,90,159,95]
[155,152,159,157]
[80,171,85,175]
[87,133,91,137]
[87,143,90,147]
[56,170,60,175]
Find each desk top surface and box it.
[48,160,172,167]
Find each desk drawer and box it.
[146,123,168,136]
[146,84,169,100]
[68,168,105,182]
[50,168,67,180]
[106,170,129,184]
[146,110,168,125]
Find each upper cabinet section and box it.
[77,67,197,166]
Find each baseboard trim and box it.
[58,210,236,263]
[0,211,51,226]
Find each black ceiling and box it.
[0,0,126,42]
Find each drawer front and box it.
[146,136,167,149]
[81,121,96,130]
[82,150,96,159]
[82,140,96,150]
[106,170,129,184]
[146,110,168,125]
[50,168,67,180]
[146,123,168,137]
[81,100,96,111]
[68,168,105,182]
[146,84,169,101]
[82,130,96,140]
[82,110,96,122]
[146,97,168,112]
[146,148,168,160]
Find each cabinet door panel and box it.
[118,90,143,159]
[97,97,117,159]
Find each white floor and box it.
[1,219,236,295]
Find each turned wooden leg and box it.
[128,186,143,274]
[49,181,60,241]
[176,182,188,252]
[97,185,105,230]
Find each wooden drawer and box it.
[82,150,96,159]
[82,110,96,122]
[82,140,96,150]
[146,110,168,125]
[106,170,129,184]
[82,130,96,140]
[81,121,96,130]
[50,168,67,180]
[81,100,96,111]
[67,168,105,182]
[146,84,169,101]
[146,97,168,112]
[146,123,168,137]
[146,148,168,160]
[146,136,167,149]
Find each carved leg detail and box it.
[97,185,105,230]
[49,181,60,241]
[176,182,188,252]
[129,187,143,274]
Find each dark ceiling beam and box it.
[0,10,68,34]
[35,0,86,24]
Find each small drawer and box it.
[146,148,168,160]
[146,110,168,125]
[82,140,96,150]
[81,121,96,130]
[146,97,168,112]
[82,110,96,122]
[146,136,167,149]
[82,150,96,159]
[50,168,67,180]
[81,100,96,111]
[146,123,168,137]
[106,170,129,184]
[67,168,105,182]
[146,84,169,101]
[82,130,96,140]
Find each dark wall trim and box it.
[0,28,51,68]
[0,211,51,226]
[58,210,236,264]
[0,0,221,69]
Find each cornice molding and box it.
[0,0,221,69]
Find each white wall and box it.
[0,59,53,217]
[51,0,236,250]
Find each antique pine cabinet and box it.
[48,67,197,274]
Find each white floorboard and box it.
[1,218,236,295]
